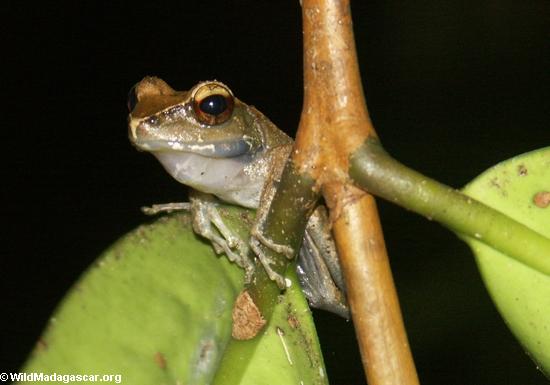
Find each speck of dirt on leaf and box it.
[154,351,167,369]
[239,211,254,226]
[533,191,550,208]
[114,250,123,260]
[36,338,48,352]
[287,313,300,329]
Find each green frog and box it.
[128,77,347,317]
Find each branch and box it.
[295,0,420,384]
[350,138,550,275]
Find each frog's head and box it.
[128,77,263,158]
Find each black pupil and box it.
[199,94,227,116]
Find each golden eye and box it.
[192,82,235,125]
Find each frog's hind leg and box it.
[297,206,349,318]
[304,206,346,291]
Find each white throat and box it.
[153,151,267,208]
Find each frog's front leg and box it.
[248,145,295,289]
[249,198,295,289]
[189,190,254,279]
[252,190,349,317]
[249,234,294,289]
[141,202,191,215]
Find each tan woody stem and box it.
[219,1,423,383]
[295,0,420,384]
[324,183,420,385]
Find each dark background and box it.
[2,1,549,384]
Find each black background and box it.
[2,1,549,384]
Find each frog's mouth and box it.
[133,138,253,158]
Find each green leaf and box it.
[20,206,328,384]
[222,266,329,385]
[462,147,550,377]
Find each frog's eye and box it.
[127,84,139,112]
[192,82,234,125]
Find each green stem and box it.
[213,160,318,385]
[349,138,550,275]
[248,159,319,315]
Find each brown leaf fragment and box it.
[231,290,266,340]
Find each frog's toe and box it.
[249,237,288,289]
[250,227,295,259]
[211,242,224,255]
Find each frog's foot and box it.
[141,202,191,215]
[249,225,295,289]
[191,199,254,279]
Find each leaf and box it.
[229,266,329,385]
[20,206,328,384]
[462,147,550,377]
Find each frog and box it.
[127,77,348,317]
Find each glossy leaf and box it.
[20,207,327,384]
[462,147,550,377]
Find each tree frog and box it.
[127,77,347,317]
